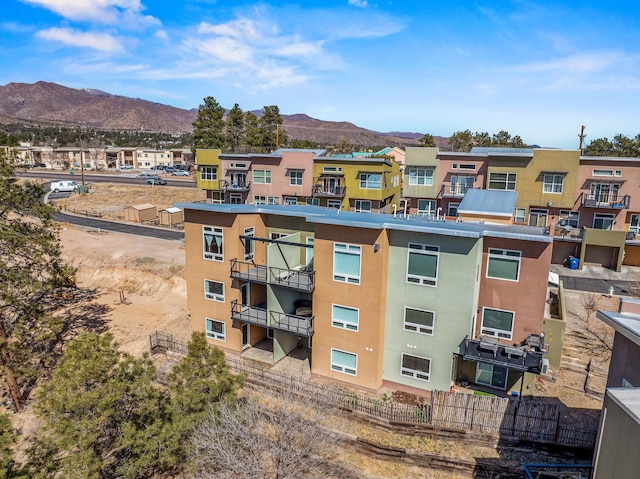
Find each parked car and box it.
[164,166,177,174]
[119,165,133,170]
[147,177,167,185]
[171,170,191,176]
[50,180,78,193]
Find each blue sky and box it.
[2,0,640,149]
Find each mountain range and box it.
[0,81,446,148]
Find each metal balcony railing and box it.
[222,181,251,191]
[269,310,313,336]
[231,259,315,292]
[230,258,268,284]
[462,336,545,373]
[230,300,313,336]
[231,300,268,327]
[582,193,630,209]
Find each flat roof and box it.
[174,203,553,243]
[458,189,518,217]
[607,388,640,426]
[597,309,640,348]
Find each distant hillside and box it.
[0,81,439,148]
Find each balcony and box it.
[582,193,630,209]
[231,300,314,336]
[230,259,315,293]
[312,177,346,197]
[461,335,546,373]
[441,184,474,198]
[222,181,251,192]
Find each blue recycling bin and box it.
[568,256,579,270]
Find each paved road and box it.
[559,275,638,295]
[20,170,196,189]
[55,212,185,241]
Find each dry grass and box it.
[53,182,206,220]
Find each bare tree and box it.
[189,384,356,479]
[571,293,614,359]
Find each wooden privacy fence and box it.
[149,331,597,449]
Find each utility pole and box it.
[578,125,587,155]
[77,126,85,186]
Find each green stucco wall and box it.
[383,231,483,391]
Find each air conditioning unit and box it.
[541,358,550,375]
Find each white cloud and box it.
[348,0,368,7]
[36,27,124,52]
[20,0,159,26]
[154,29,169,41]
[513,51,640,92]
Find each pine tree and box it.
[225,103,245,153]
[31,333,171,479]
[0,153,75,411]
[192,96,227,150]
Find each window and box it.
[593,213,615,230]
[543,174,564,193]
[476,362,507,389]
[630,214,640,235]
[268,196,280,205]
[488,172,516,191]
[593,169,613,177]
[559,210,580,228]
[406,243,439,286]
[254,195,266,205]
[514,207,526,223]
[486,248,521,282]
[333,243,361,284]
[204,280,224,302]
[408,168,434,186]
[270,232,288,240]
[332,304,359,331]
[448,202,459,217]
[450,175,474,195]
[306,198,320,206]
[323,166,342,173]
[200,166,217,181]
[417,199,436,216]
[206,318,226,341]
[354,200,371,212]
[481,307,514,340]
[290,170,303,186]
[244,227,254,260]
[359,173,381,189]
[403,307,434,335]
[615,170,623,177]
[203,226,223,261]
[401,353,431,381]
[253,169,271,184]
[284,196,297,205]
[330,348,357,375]
[529,208,548,227]
[229,194,242,204]
[328,200,342,209]
[459,164,476,170]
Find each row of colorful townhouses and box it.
[177,196,559,397]
[1,145,193,170]
[195,146,640,272]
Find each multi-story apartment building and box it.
[195,148,402,213]
[312,154,402,213]
[179,197,553,395]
